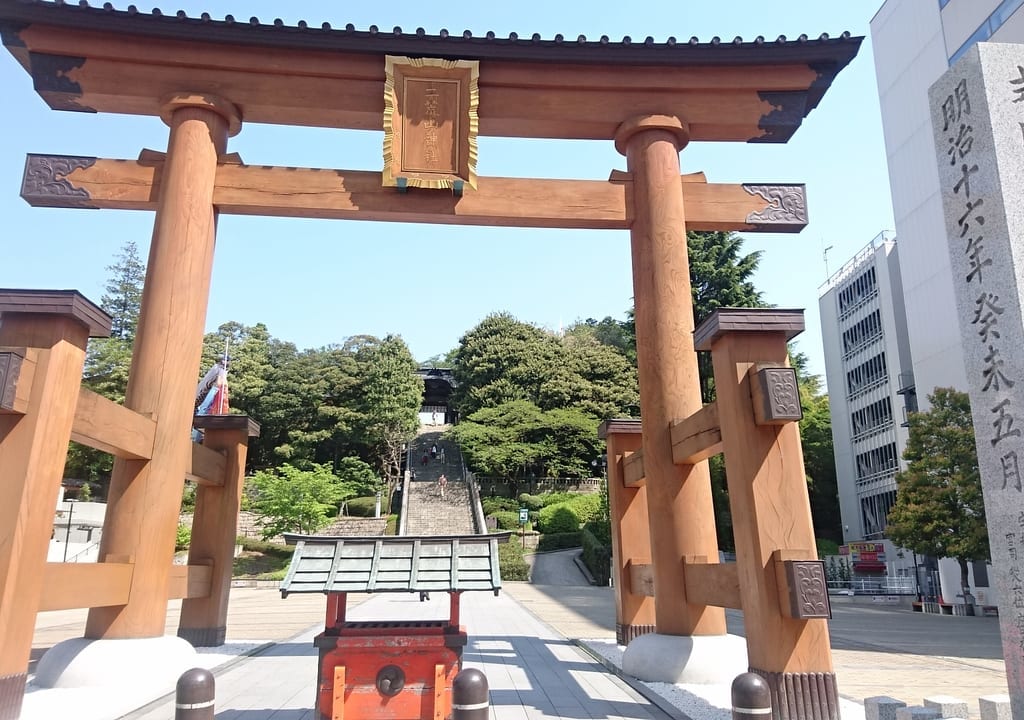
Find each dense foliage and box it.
[246,463,360,538]
[887,388,989,598]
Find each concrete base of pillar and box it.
[34,636,197,689]
[621,632,747,684]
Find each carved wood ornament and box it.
[383,56,479,191]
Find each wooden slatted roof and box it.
[0,1,862,143]
[280,534,509,596]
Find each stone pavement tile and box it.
[832,648,1008,719]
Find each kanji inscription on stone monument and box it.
[930,42,1024,720]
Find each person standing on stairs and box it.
[438,474,448,500]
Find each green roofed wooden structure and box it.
[280,534,508,597]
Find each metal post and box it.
[452,668,489,720]
[175,667,215,720]
[62,500,75,562]
[731,672,771,720]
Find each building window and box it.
[851,396,894,439]
[860,490,897,538]
[855,442,900,482]
[842,309,884,358]
[846,352,889,399]
[972,561,990,587]
[949,0,1024,65]
[837,267,877,318]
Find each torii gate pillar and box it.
[612,115,737,680]
[86,94,241,640]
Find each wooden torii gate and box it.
[0,3,860,720]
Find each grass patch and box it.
[233,540,293,579]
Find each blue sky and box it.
[0,1,894,387]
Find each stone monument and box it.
[930,42,1024,720]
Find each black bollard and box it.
[731,672,771,720]
[452,667,489,720]
[175,667,215,720]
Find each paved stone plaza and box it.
[25,555,1010,720]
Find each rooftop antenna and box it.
[823,244,834,278]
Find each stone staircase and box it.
[404,426,477,536]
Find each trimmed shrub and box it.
[345,496,378,517]
[538,504,579,534]
[536,494,603,533]
[518,493,546,511]
[490,511,520,530]
[536,531,581,551]
[581,523,611,586]
[482,496,518,515]
[497,539,530,581]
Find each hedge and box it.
[536,531,581,551]
[345,496,378,517]
[581,523,611,586]
[497,539,530,581]
[490,510,521,530]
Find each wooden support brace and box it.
[0,347,35,415]
[40,562,133,611]
[72,387,156,459]
[167,563,213,600]
[771,549,831,619]
[187,442,226,487]
[670,402,723,465]
[622,449,645,487]
[682,556,742,609]
[626,558,655,597]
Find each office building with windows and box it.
[871,0,1024,416]
[819,232,915,544]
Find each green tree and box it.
[100,240,146,341]
[354,335,423,495]
[65,241,146,487]
[448,400,599,490]
[538,334,638,420]
[450,313,562,416]
[246,463,356,538]
[566,315,636,364]
[886,387,989,607]
[687,231,766,403]
[792,351,841,542]
[274,344,363,470]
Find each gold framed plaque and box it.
[383,56,479,191]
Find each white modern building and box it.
[819,232,915,545]
[823,0,1024,606]
[871,0,1024,412]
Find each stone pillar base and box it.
[750,668,839,720]
[0,672,27,720]
[178,625,226,647]
[33,636,196,689]
[616,623,656,646]
[622,633,747,684]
